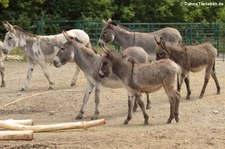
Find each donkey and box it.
[99,48,181,125]
[99,19,182,60]
[0,41,5,87]
[155,37,220,99]
[53,31,150,120]
[2,21,92,90]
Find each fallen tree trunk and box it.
[0,119,106,132]
[0,130,33,140]
[3,119,33,125]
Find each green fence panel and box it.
[1,20,224,59]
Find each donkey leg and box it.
[39,62,54,89]
[177,74,184,92]
[71,64,80,86]
[184,75,191,100]
[167,98,176,124]
[210,68,220,95]
[133,98,138,112]
[124,95,135,125]
[76,81,94,119]
[22,63,35,91]
[0,70,5,87]
[174,90,181,123]
[134,93,151,112]
[164,87,176,123]
[199,70,211,99]
[91,83,101,120]
[146,93,151,109]
[135,94,149,125]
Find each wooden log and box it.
[0,119,106,132]
[3,119,33,125]
[0,130,33,140]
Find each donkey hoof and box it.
[175,117,179,123]
[217,91,220,95]
[1,84,6,87]
[21,88,28,91]
[144,120,149,125]
[199,95,203,99]
[91,115,98,120]
[71,82,76,86]
[186,96,190,100]
[167,119,172,124]
[146,105,151,110]
[75,114,83,120]
[123,120,129,125]
[48,86,54,90]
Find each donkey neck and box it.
[38,34,65,44]
[73,45,101,74]
[114,27,134,48]
[111,58,133,85]
[169,47,189,69]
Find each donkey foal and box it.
[99,50,181,125]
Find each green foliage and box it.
[0,0,225,40]
[1,0,225,24]
[0,0,9,8]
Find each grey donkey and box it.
[99,48,181,125]
[53,31,150,120]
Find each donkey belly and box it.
[190,65,206,72]
[140,84,163,93]
[102,78,124,88]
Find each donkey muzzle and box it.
[98,39,106,48]
[53,60,61,68]
[99,70,105,78]
[2,48,9,54]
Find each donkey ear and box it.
[160,37,167,49]
[63,31,73,43]
[154,36,160,45]
[107,18,112,23]
[102,19,107,25]
[2,21,14,32]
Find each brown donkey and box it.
[155,37,220,99]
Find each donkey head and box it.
[2,21,25,54]
[154,36,171,60]
[99,47,130,79]
[53,31,75,67]
[99,19,118,47]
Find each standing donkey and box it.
[0,41,5,87]
[99,48,181,125]
[155,37,220,99]
[53,31,149,120]
[99,19,182,60]
[2,21,91,90]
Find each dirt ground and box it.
[0,60,225,149]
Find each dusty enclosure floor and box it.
[0,60,225,149]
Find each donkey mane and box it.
[71,40,96,56]
[13,25,37,37]
[108,21,133,32]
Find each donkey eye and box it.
[61,47,65,50]
[103,62,108,65]
[159,53,165,57]
[8,37,12,40]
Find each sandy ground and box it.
[0,60,225,149]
